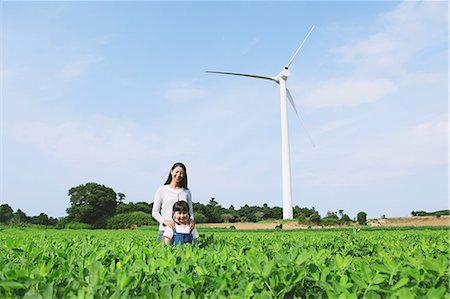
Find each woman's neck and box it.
[169,181,182,189]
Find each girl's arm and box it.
[163,226,173,245]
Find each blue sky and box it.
[2,1,448,219]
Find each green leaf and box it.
[160,285,172,299]
[335,254,344,270]
[394,288,414,298]
[23,290,43,299]
[262,260,274,278]
[244,281,255,298]
[0,280,26,289]
[365,290,382,299]
[392,277,409,290]
[172,284,182,298]
[427,287,446,298]
[321,267,331,282]
[350,272,367,288]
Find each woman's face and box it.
[171,166,185,185]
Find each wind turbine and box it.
[207,26,315,220]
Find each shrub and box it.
[340,214,352,223]
[321,218,340,226]
[65,222,92,229]
[107,212,156,229]
[309,212,321,224]
[139,225,158,231]
[194,212,208,223]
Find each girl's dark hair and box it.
[164,162,188,189]
[173,201,190,216]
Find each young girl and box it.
[163,201,199,245]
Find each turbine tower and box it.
[207,26,315,219]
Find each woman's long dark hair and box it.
[164,162,188,189]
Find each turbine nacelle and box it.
[277,68,290,81]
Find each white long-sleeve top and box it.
[152,185,194,231]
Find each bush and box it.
[65,222,92,229]
[309,212,321,224]
[106,212,156,229]
[340,214,352,223]
[321,218,341,226]
[194,212,208,223]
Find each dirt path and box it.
[198,216,449,230]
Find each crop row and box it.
[0,228,448,298]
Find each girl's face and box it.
[174,210,189,224]
[171,166,185,185]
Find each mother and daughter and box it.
[151,162,199,245]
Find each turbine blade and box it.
[206,71,278,82]
[286,88,316,147]
[286,88,300,118]
[285,25,315,69]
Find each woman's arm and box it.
[151,187,164,223]
[187,189,194,220]
[187,190,195,230]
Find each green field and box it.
[1,227,448,298]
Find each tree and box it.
[221,213,235,223]
[324,211,339,219]
[340,213,351,223]
[293,206,316,219]
[30,213,58,226]
[10,209,28,225]
[0,204,14,223]
[116,202,151,214]
[309,211,321,224]
[254,211,265,222]
[194,212,208,223]
[204,198,223,223]
[66,182,122,228]
[208,197,219,207]
[357,211,367,225]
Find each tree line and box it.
[0,182,374,229]
[411,210,449,217]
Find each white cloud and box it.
[314,118,359,135]
[165,80,208,103]
[299,78,397,109]
[303,115,448,187]
[60,55,103,80]
[333,1,447,69]
[13,116,159,164]
[294,1,446,110]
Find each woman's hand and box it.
[189,219,195,231]
[163,219,175,228]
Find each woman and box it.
[152,162,195,242]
